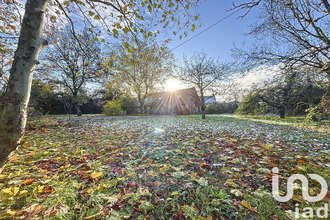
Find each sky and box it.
[38,0,273,98]
[163,1,275,98]
[167,0,259,62]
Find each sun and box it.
[164,78,183,91]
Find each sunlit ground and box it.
[0,115,328,219]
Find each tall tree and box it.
[236,69,325,118]
[0,0,202,171]
[257,71,300,119]
[0,0,48,171]
[115,44,173,113]
[0,0,22,92]
[233,0,330,78]
[232,0,330,120]
[176,52,230,119]
[46,28,104,116]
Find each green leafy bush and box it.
[28,107,43,118]
[103,100,126,116]
[205,102,237,114]
[306,106,329,122]
[235,93,269,116]
[119,96,138,115]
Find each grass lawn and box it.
[0,115,329,219]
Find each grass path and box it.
[0,115,329,219]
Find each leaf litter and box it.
[0,115,329,219]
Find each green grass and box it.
[41,114,106,119]
[0,115,329,219]
[230,114,330,132]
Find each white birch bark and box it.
[0,0,48,172]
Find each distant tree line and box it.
[205,102,238,114]
[233,0,330,120]
[235,69,327,120]
[27,79,140,117]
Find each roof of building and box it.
[204,96,216,104]
[145,87,201,106]
[145,88,201,115]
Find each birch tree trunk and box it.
[0,0,48,172]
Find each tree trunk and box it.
[0,0,48,172]
[200,89,206,119]
[140,102,145,114]
[279,107,285,119]
[201,106,206,119]
[138,97,145,114]
[72,90,82,116]
[76,104,82,116]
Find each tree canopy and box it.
[233,0,330,78]
[236,68,325,118]
[0,0,204,170]
[175,52,231,119]
[113,42,174,112]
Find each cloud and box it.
[234,65,280,90]
[216,65,281,102]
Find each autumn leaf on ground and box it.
[32,185,44,197]
[231,189,244,197]
[0,210,16,218]
[1,187,19,197]
[85,208,104,219]
[44,203,69,217]
[9,155,19,162]
[90,171,102,180]
[0,115,328,219]
[225,179,239,188]
[241,200,257,212]
[21,178,36,186]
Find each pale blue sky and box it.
[168,0,259,62]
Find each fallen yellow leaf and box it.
[170,191,179,196]
[87,188,94,194]
[2,187,20,197]
[90,171,102,180]
[5,209,16,216]
[18,190,29,198]
[33,185,44,197]
[241,200,257,212]
[198,216,212,220]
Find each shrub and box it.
[119,96,138,115]
[305,106,329,122]
[28,107,43,118]
[235,93,269,115]
[206,102,238,114]
[103,100,126,116]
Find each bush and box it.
[119,96,138,115]
[305,106,329,122]
[206,102,237,114]
[28,107,43,118]
[235,93,269,115]
[103,100,126,116]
